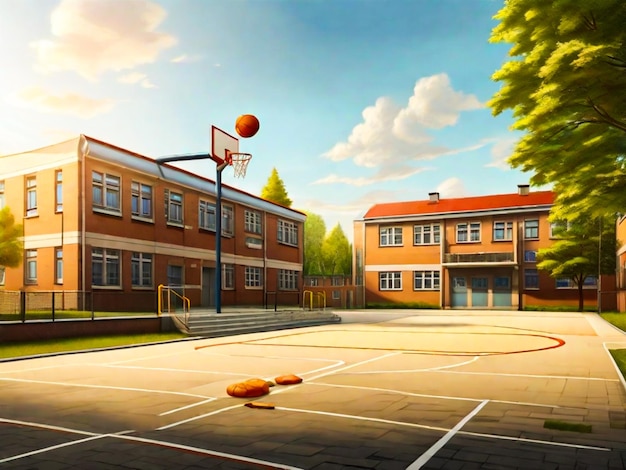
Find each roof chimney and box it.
[428,192,440,202]
[517,184,530,196]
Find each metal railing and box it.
[443,252,515,264]
[303,290,326,311]
[157,284,191,332]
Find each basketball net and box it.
[226,152,252,178]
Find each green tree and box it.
[536,214,616,311]
[321,224,352,276]
[489,0,626,219]
[0,207,24,268]
[260,168,292,207]
[304,212,326,275]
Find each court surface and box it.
[1,310,625,469]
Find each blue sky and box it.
[0,0,528,241]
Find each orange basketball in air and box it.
[235,114,260,138]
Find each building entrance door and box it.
[451,277,467,307]
[471,277,488,307]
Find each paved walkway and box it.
[0,310,625,469]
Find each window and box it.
[308,277,320,287]
[245,266,262,288]
[199,200,216,231]
[525,219,539,239]
[278,220,298,246]
[92,248,120,287]
[223,264,234,289]
[92,171,121,213]
[55,248,63,284]
[131,252,153,287]
[550,220,567,238]
[165,190,183,224]
[524,268,539,289]
[494,276,510,289]
[245,210,262,234]
[556,276,598,289]
[414,224,440,245]
[0,180,4,209]
[167,265,183,287]
[26,176,37,216]
[331,276,344,286]
[222,205,234,236]
[414,271,440,290]
[279,269,298,290]
[25,249,37,283]
[493,221,513,241]
[0,266,4,286]
[379,271,401,290]
[472,277,488,289]
[131,182,152,219]
[524,250,537,262]
[55,171,63,212]
[332,290,341,300]
[380,226,402,246]
[457,222,481,242]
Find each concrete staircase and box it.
[181,308,342,337]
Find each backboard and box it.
[211,126,239,166]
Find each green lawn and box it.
[0,332,188,360]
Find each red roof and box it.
[363,190,554,219]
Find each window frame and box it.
[222,205,234,237]
[55,247,63,284]
[456,222,481,243]
[413,223,441,245]
[379,271,402,290]
[244,209,262,234]
[26,176,37,217]
[131,252,153,288]
[524,268,539,289]
[493,221,513,241]
[55,170,63,213]
[413,270,440,290]
[165,189,184,226]
[131,181,153,221]
[92,171,121,215]
[25,249,37,284]
[199,200,216,231]
[222,264,235,289]
[245,266,263,288]
[278,220,298,246]
[278,269,299,290]
[525,219,539,240]
[380,226,403,246]
[91,248,121,288]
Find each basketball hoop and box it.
[227,152,252,178]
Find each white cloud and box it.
[171,54,203,64]
[312,164,430,186]
[11,86,115,117]
[32,0,177,80]
[435,177,467,198]
[485,137,517,170]
[118,72,158,89]
[323,73,482,169]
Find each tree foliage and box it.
[489,0,626,219]
[0,207,23,268]
[304,212,326,275]
[536,213,616,311]
[321,224,352,276]
[260,168,292,207]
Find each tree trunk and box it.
[578,283,584,312]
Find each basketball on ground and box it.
[235,114,260,138]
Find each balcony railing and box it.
[443,252,514,264]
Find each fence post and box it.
[20,291,26,322]
[51,292,55,322]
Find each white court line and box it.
[603,341,626,393]
[0,377,213,399]
[159,398,216,416]
[158,352,400,429]
[0,418,302,469]
[98,364,253,378]
[113,433,304,470]
[430,370,619,382]
[346,356,480,374]
[308,382,559,408]
[0,425,134,464]
[407,400,489,469]
[459,430,610,451]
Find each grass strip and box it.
[0,332,188,359]
[544,419,592,433]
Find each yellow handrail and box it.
[157,284,190,316]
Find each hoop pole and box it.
[215,165,224,314]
